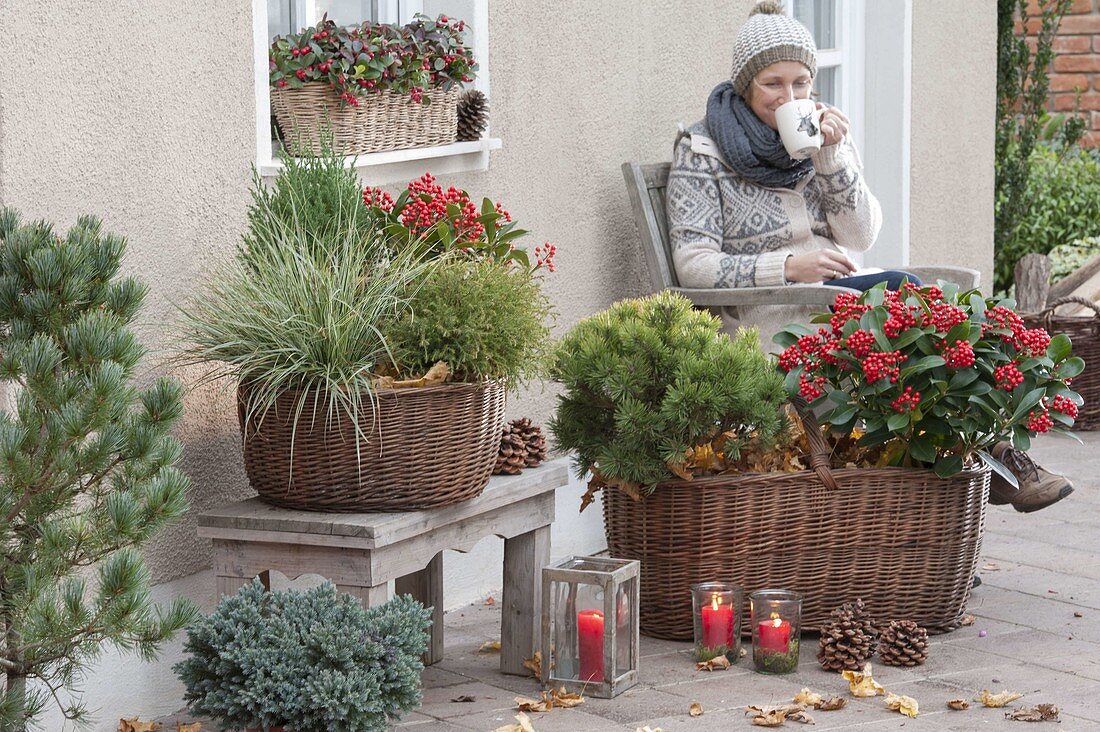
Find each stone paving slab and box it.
[158,434,1100,730]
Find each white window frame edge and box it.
[252,0,500,184]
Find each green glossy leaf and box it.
[1048,333,1072,362]
[934,454,964,478]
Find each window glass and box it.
[794,0,836,50]
[316,0,378,25]
[815,66,837,107]
[268,0,293,39]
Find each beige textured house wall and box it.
[909,0,997,291]
[0,0,1000,587]
[0,0,749,584]
[0,0,257,583]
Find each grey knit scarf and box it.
[705,80,814,189]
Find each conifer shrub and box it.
[175,580,430,732]
[0,209,195,729]
[383,255,553,387]
[549,291,787,494]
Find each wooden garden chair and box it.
[621,161,981,311]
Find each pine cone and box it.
[878,620,929,667]
[817,600,879,672]
[493,425,528,476]
[457,89,489,141]
[509,417,547,468]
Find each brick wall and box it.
[1025,0,1100,146]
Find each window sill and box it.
[259,137,503,184]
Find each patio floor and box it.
[160,433,1100,731]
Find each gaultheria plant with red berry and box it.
[775,282,1083,480]
[269,14,476,106]
[363,173,557,274]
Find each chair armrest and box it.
[906,266,981,290]
[670,285,857,308]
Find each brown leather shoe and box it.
[988,442,1074,513]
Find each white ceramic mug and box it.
[775,99,824,160]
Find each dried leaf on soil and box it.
[689,702,703,717]
[885,692,920,718]
[516,695,553,713]
[747,704,813,726]
[484,595,496,605]
[818,697,847,711]
[523,651,542,678]
[947,699,970,710]
[550,687,584,708]
[176,725,201,732]
[451,695,476,703]
[980,689,1024,707]
[959,614,976,626]
[118,720,162,732]
[842,662,886,697]
[479,639,502,653]
[635,727,663,732]
[1006,704,1059,722]
[696,654,731,671]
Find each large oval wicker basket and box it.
[601,407,989,640]
[271,82,459,156]
[1022,296,1100,430]
[237,381,506,512]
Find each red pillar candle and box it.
[700,593,733,649]
[757,614,792,654]
[577,609,605,682]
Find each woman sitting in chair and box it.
[667,0,1070,514]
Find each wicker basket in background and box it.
[1022,296,1100,430]
[271,82,459,156]
[237,381,506,512]
[601,403,989,640]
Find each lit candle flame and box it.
[711,592,722,611]
[770,611,782,627]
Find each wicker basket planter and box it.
[1022,296,1100,430]
[238,381,505,512]
[602,462,990,640]
[271,82,459,156]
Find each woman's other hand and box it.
[817,103,849,147]
[784,249,857,283]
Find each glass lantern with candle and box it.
[540,556,640,698]
[691,582,743,662]
[750,589,803,674]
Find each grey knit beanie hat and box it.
[730,1,818,97]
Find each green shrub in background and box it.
[996,144,1100,292]
[175,580,430,732]
[1050,236,1100,284]
[383,255,553,387]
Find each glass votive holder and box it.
[750,589,803,674]
[691,582,743,662]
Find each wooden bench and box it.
[196,459,569,676]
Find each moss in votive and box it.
[694,642,741,663]
[753,637,800,674]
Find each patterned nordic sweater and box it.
[666,120,883,348]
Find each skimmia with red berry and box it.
[775,281,1083,480]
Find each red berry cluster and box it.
[883,297,918,338]
[362,188,394,211]
[923,302,969,333]
[799,371,827,400]
[846,329,876,358]
[994,363,1025,391]
[393,173,491,239]
[1052,394,1079,420]
[829,292,871,335]
[1026,409,1054,433]
[983,306,1025,342]
[862,350,907,384]
[1018,328,1051,357]
[903,282,943,301]
[533,242,557,273]
[891,386,921,413]
[940,339,976,369]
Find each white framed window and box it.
[787,0,866,153]
[252,0,498,183]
